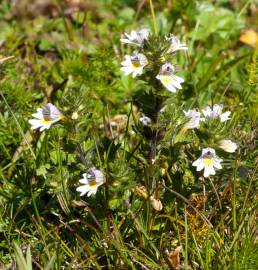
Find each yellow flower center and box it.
[89,180,97,187]
[160,56,166,62]
[42,119,52,124]
[203,159,214,166]
[161,76,172,84]
[132,62,141,69]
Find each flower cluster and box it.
[183,104,237,177]
[120,29,238,180]
[27,28,239,203]
[28,103,105,197]
[183,103,231,130]
[120,29,187,93]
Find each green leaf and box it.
[13,242,31,270]
[43,252,56,270]
[36,164,50,176]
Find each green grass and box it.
[0,0,257,269]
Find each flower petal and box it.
[76,185,90,196]
[79,179,88,184]
[213,104,223,116]
[32,112,43,119]
[213,158,222,169]
[39,124,51,132]
[220,111,231,122]
[202,106,212,118]
[202,148,215,156]
[86,188,98,197]
[204,166,215,178]
[193,158,204,172]
[28,119,44,130]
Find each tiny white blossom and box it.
[219,139,237,153]
[156,63,184,93]
[28,103,64,132]
[192,148,222,178]
[165,34,188,53]
[139,116,151,126]
[71,111,79,120]
[120,29,149,47]
[76,168,105,197]
[120,53,148,78]
[202,104,231,123]
[183,109,201,129]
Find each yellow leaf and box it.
[240,29,258,47]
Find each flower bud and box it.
[219,139,237,153]
[150,196,163,211]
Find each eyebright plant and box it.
[119,28,237,184]
[27,28,238,203]
[0,1,254,268]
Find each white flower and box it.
[192,148,222,178]
[156,63,184,92]
[76,168,105,197]
[139,116,151,126]
[120,29,149,47]
[28,103,64,131]
[165,34,188,53]
[202,104,231,123]
[219,139,237,153]
[120,53,148,78]
[183,109,201,129]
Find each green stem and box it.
[232,172,236,229]
[208,177,222,210]
[30,189,51,258]
[184,205,188,267]
[232,158,238,269]
[149,0,157,36]
[144,167,151,236]
[58,134,68,204]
